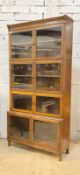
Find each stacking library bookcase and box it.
[7,15,73,160]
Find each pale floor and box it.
[0,140,80,175]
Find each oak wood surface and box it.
[7,15,73,160]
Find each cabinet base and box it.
[66,148,69,154]
[7,139,69,161]
[8,140,11,146]
[7,111,70,161]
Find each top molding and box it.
[7,15,73,31]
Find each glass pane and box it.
[33,121,57,144]
[12,64,32,90]
[10,116,29,139]
[36,64,61,91]
[37,27,62,57]
[12,94,32,111]
[36,96,60,114]
[12,31,32,59]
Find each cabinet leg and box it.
[8,140,11,146]
[59,152,62,161]
[66,148,69,154]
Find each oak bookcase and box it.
[7,15,73,160]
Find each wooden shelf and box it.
[13,75,32,77]
[37,75,60,77]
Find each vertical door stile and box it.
[32,94,36,114]
[58,121,63,161]
[60,62,63,93]
[32,30,36,60]
[32,62,36,92]
[10,93,12,111]
[60,96,63,116]
[32,30,36,113]
[61,25,65,58]
[30,117,33,142]
[10,32,12,110]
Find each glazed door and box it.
[11,25,64,60]
[32,118,60,149]
[11,63,33,91]
[36,62,62,92]
[11,30,32,60]
[36,25,64,59]
[11,92,33,113]
[34,94,62,117]
[8,114,30,142]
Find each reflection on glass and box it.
[36,96,60,114]
[34,121,57,144]
[12,64,32,90]
[37,64,61,76]
[12,31,32,59]
[36,64,61,91]
[36,77,60,91]
[12,94,32,111]
[37,27,61,57]
[10,116,29,139]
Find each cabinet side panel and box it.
[64,22,73,60]
[62,22,73,150]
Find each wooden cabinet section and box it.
[7,111,63,161]
[7,15,73,160]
